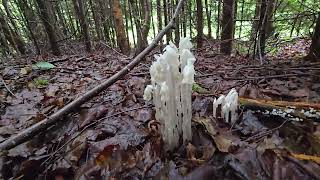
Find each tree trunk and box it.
[113,0,130,54]
[54,1,68,37]
[196,0,203,48]
[216,0,221,39]
[128,0,136,46]
[204,0,212,38]
[0,27,10,55]
[174,0,180,44]
[129,0,151,53]
[0,10,26,54]
[89,0,102,40]
[220,0,235,55]
[256,0,275,57]
[305,13,320,61]
[16,0,41,54]
[35,0,61,55]
[157,0,163,46]
[72,0,92,52]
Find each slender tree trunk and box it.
[16,0,41,54]
[2,0,19,34]
[1,0,26,54]
[188,1,192,37]
[256,0,275,57]
[251,0,261,41]
[174,0,180,44]
[72,0,92,52]
[113,0,130,53]
[157,0,163,46]
[204,0,212,38]
[239,0,245,38]
[129,0,151,53]
[305,13,320,61]
[163,0,169,43]
[182,2,186,37]
[123,0,131,47]
[128,0,136,46]
[65,0,78,37]
[0,27,10,55]
[196,0,203,48]
[0,9,26,54]
[54,1,68,37]
[90,0,102,40]
[150,0,156,39]
[216,0,222,39]
[35,0,60,55]
[220,0,235,55]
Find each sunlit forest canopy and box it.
[0,0,319,58]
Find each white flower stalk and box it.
[143,85,153,101]
[143,37,195,150]
[213,88,239,124]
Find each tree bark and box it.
[0,10,26,54]
[16,0,41,54]
[157,0,163,46]
[0,26,10,55]
[89,0,102,40]
[174,0,180,44]
[72,0,92,52]
[305,13,320,61]
[216,0,221,39]
[196,0,203,48]
[255,0,275,57]
[220,0,235,55]
[35,0,61,55]
[204,0,212,38]
[113,0,130,54]
[129,0,151,54]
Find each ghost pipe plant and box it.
[213,88,239,124]
[143,37,195,150]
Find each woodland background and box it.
[0,0,319,60]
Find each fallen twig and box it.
[1,78,17,98]
[0,0,185,151]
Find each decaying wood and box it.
[0,0,185,151]
[240,97,320,121]
[240,98,320,110]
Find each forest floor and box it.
[1,38,320,179]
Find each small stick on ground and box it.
[0,0,185,151]
[1,78,17,98]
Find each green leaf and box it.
[32,62,55,70]
[192,83,207,93]
[34,78,49,88]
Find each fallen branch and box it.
[1,78,17,98]
[0,0,185,151]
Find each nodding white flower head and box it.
[179,37,193,51]
[169,41,179,52]
[160,82,169,102]
[182,63,195,84]
[150,59,165,83]
[163,45,180,68]
[216,95,226,104]
[143,85,154,101]
[180,49,196,67]
[225,88,238,106]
